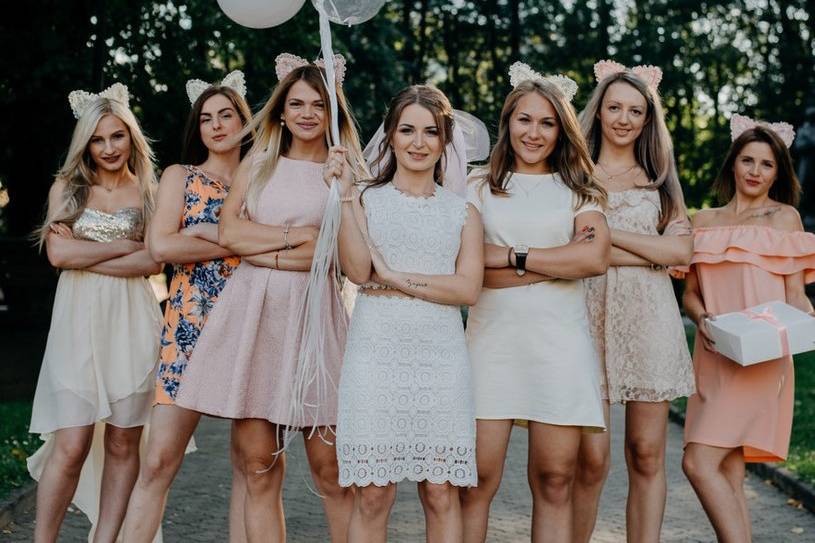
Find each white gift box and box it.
[707,301,815,366]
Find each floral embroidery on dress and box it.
[155,166,240,405]
[585,189,695,403]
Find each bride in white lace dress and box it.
[333,85,484,540]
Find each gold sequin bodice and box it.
[72,207,144,242]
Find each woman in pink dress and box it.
[681,117,815,541]
[175,54,366,542]
[575,61,694,543]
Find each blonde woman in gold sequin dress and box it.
[27,89,163,543]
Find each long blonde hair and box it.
[579,72,681,231]
[36,97,157,248]
[242,65,366,215]
[481,80,606,209]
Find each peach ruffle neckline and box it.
[674,224,815,282]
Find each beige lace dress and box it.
[585,188,695,403]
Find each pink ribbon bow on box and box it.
[743,307,790,357]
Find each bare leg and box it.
[234,419,286,543]
[122,405,200,543]
[94,425,143,542]
[721,448,751,541]
[527,421,581,543]
[33,425,94,543]
[418,481,462,543]
[302,427,353,543]
[229,421,248,543]
[459,419,514,543]
[624,401,669,543]
[682,443,750,542]
[347,484,397,543]
[572,402,611,543]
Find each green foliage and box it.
[1,1,813,235]
[0,402,38,501]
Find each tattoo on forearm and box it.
[405,278,428,289]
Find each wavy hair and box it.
[480,79,606,209]
[713,126,801,207]
[363,85,455,194]
[580,72,680,231]
[241,65,366,215]
[35,97,157,248]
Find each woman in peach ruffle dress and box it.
[680,117,815,541]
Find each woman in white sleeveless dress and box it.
[460,64,610,542]
[333,85,484,541]
[28,87,162,542]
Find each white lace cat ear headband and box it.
[186,70,247,105]
[593,59,663,92]
[508,62,578,103]
[730,113,795,148]
[275,53,346,86]
[68,82,130,119]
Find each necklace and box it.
[597,162,639,183]
[392,181,436,198]
[510,175,545,198]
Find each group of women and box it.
[27,51,815,543]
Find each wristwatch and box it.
[513,244,529,276]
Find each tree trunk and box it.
[91,0,106,89]
[509,0,521,60]
[413,0,429,83]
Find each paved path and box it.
[5,405,815,541]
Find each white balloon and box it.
[312,0,386,25]
[218,0,307,29]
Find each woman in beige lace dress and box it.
[573,62,695,542]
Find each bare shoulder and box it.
[690,208,721,228]
[158,164,188,185]
[771,203,804,232]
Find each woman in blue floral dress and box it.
[122,80,252,542]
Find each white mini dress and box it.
[466,173,606,430]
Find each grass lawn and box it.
[677,327,815,486]
[0,401,38,502]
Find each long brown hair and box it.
[580,72,680,231]
[713,126,801,206]
[363,85,455,194]
[241,64,366,215]
[480,80,606,209]
[181,86,253,165]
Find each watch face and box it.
[515,244,529,254]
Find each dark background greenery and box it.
[1,0,814,237]
[0,0,813,396]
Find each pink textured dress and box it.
[682,225,815,462]
[175,156,348,426]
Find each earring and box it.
[280,117,286,127]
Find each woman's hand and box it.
[49,222,74,239]
[323,145,354,195]
[571,225,595,244]
[696,312,717,352]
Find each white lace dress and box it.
[336,183,477,488]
